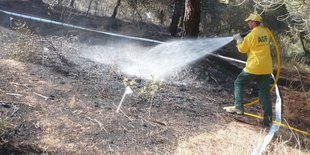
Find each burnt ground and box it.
[0,3,309,154]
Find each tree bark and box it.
[182,0,200,38]
[95,0,99,16]
[169,0,182,36]
[70,0,75,7]
[158,9,164,25]
[86,0,94,16]
[200,0,207,34]
[179,0,185,31]
[300,32,310,56]
[111,0,122,19]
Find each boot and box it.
[224,106,244,115]
[263,116,272,127]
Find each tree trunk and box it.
[70,0,75,7]
[300,32,310,56]
[86,0,94,16]
[95,1,99,16]
[169,0,182,36]
[182,0,200,38]
[158,9,164,25]
[179,0,185,31]
[200,0,207,34]
[111,0,122,19]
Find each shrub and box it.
[6,23,41,63]
[122,76,164,117]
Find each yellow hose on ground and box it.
[244,112,310,136]
[244,27,281,107]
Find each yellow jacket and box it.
[237,26,273,75]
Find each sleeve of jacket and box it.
[236,33,254,54]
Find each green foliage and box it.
[0,118,7,130]
[122,76,164,103]
[0,117,8,142]
[122,76,164,117]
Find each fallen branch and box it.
[112,103,134,122]
[33,92,49,100]
[43,37,57,51]
[11,104,19,116]
[283,118,301,150]
[209,74,219,85]
[293,65,308,97]
[86,116,108,133]
[148,119,167,126]
[141,118,167,127]
[0,100,32,106]
[231,0,247,6]
[1,137,8,143]
[9,82,29,88]
[205,96,216,102]
[6,93,23,97]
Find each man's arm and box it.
[237,33,254,53]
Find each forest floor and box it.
[0,2,309,154]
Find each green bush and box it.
[123,76,164,117]
[123,76,164,103]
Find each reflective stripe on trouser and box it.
[234,70,272,123]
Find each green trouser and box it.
[234,70,272,124]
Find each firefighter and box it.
[226,13,273,127]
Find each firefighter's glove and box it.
[233,33,243,44]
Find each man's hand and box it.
[233,33,243,44]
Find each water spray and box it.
[0,9,235,80]
[79,38,234,80]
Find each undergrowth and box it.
[0,117,8,145]
[122,76,164,117]
[279,34,310,66]
[6,21,41,63]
